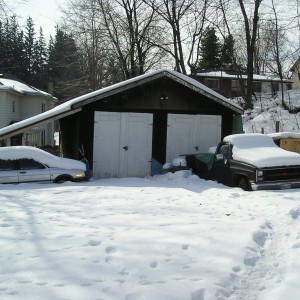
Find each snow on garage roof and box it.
[0,69,243,140]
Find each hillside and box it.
[236,89,300,134]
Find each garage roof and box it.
[0,69,243,140]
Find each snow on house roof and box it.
[195,71,292,83]
[224,133,300,168]
[0,78,53,97]
[0,69,243,140]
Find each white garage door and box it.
[166,114,222,162]
[93,112,153,179]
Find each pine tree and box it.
[198,27,222,71]
[0,16,25,78]
[32,27,48,90]
[24,17,36,83]
[221,34,235,69]
[48,28,83,101]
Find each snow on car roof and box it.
[224,133,300,168]
[0,146,86,171]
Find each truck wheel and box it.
[238,176,251,191]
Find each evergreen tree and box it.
[0,16,25,78]
[221,34,235,69]
[24,17,37,83]
[48,28,83,101]
[198,27,222,70]
[32,27,48,90]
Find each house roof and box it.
[0,78,54,98]
[0,69,243,140]
[195,71,293,83]
[290,57,300,72]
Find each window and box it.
[204,78,220,90]
[41,130,46,146]
[0,160,16,171]
[253,81,262,93]
[231,80,242,91]
[272,83,279,95]
[18,159,45,170]
[41,103,46,113]
[217,144,229,158]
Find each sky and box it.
[13,0,64,39]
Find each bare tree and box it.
[97,0,164,79]
[143,0,211,75]
[237,0,262,109]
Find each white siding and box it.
[0,90,55,146]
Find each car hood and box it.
[232,146,300,168]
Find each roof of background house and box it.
[290,57,300,71]
[195,70,293,83]
[0,76,53,97]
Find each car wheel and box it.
[54,176,73,183]
[238,176,251,191]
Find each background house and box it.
[0,76,56,147]
[0,70,243,178]
[290,58,300,89]
[192,70,293,98]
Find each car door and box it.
[210,142,232,186]
[17,159,51,183]
[0,159,18,183]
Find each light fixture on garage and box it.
[160,95,168,101]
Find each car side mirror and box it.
[215,153,224,161]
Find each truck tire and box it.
[238,176,251,191]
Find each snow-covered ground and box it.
[1,173,300,300]
[242,89,300,134]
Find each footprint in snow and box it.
[89,240,101,246]
[150,261,158,268]
[182,244,189,250]
[105,246,116,254]
[232,266,241,272]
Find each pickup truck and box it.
[186,133,300,191]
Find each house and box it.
[290,58,300,89]
[0,76,56,146]
[192,70,293,98]
[0,70,243,178]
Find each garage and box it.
[0,70,243,179]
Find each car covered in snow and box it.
[0,146,87,184]
[187,133,300,191]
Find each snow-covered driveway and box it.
[1,173,300,300]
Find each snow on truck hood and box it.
[224,133,300,168]
[0,146,86,171]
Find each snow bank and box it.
[224,133,300,168]
[0,146,86,170]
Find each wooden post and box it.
[275,121,280,132]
